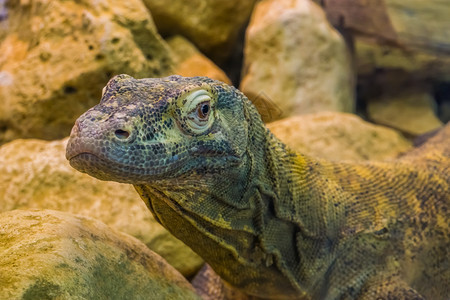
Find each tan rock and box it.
[317,0,450,80]
[143,0,257,62]
[0,209,200,299]
[240,0,354,122]
[167,36,231,84]
[385,0,450,53]
[367,89,443,136]
[0,138,203,277]
[0,0,174,145]
[318,0,450,51]
[267,112,412,161]
[316,0,398,42]
[355,39,450,79]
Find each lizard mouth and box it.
[68,152,129,182]
[67,149,184,184]
[67,150,146,183]
[66,133,242,184]
[65,135,155,183]
[67,151,96,161]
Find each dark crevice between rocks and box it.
[433,81,450,123]
[0,120,8,133]
[63,85,78,95]
[219,18,249,88]
[355,82,368,120]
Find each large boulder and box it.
[317,0,450,80]
[0,209,200,299]
[267,112,412,161]
[0,0,174,145]
[355,39,450,81]
[0,138,203,277]
[366,88,443,136]
[167,36,231,84]
[142,0,257,62]
[240,0,354,122]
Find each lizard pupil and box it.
[197,102,210,119]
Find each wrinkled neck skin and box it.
[134,103,441,299]
[134,107,316,299]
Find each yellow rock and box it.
[0,209,200,299]
[167,36,231,84]
[0,138,203,277]
[367,89,443,136]
[240,0,354,122]
[267,112,412,161]
[0,0,174,144]
[142,0,257,62]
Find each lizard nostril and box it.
[114,129,130,140]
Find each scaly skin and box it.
[66,74,449,299]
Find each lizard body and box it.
[66,75,449,299]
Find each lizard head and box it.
[67,74,304,297]
[66,74,249,184]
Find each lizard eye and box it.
[184,89,214,134]
[196,101,210,120]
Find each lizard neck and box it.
[135,100,438,299]
[242,121,332,296]
[134,108,314,298]
[134,147,308,298]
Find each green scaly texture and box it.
[66,74,449,299]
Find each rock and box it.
[267,112,412,161]
[0,0,174,145]
[383,0,450,53]
[192,264,250,300]
[240,0,354,122]
[0,138,203,277]
[319,0,450,52]
[317,0,450,80]
[316,0,398,42]
[142,0,257,62]
[367,89,443,136]
[0,209,200,299]
[167,36,231,84]
[355,39,450,82]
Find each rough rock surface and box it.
[267,112,412,161]
[143,0,257,61]
[318,0,450,80]
[367,89,443,136]
[316,0,398,42]
[355,40,450,80]
[379,0,449,53]
[167,36,231,84]
[0,209,200,299]
[0,0,173,145]
[240,0,354,122]
[0,138,203,277]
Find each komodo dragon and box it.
[66,74,449,299]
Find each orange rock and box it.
[167,36,231,84]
